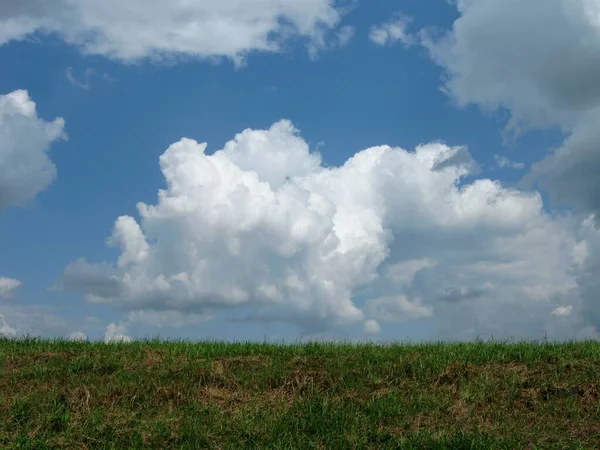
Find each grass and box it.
[1,336,600,449]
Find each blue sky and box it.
[1,0,599,344]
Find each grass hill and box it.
[1,336,600,449]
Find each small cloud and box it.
[335,25,355,48]
[308,25,355,59]
[0,277,21,299]
[369,14,414,47]
[103,322,132,343]
[69,331,88,341]
[494,155,525,170]
[66,67,94,90]
[551,305,573,317]
[0,314,17,338]
[363,319,381,335]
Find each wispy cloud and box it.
[494,155,525,170]
[369,14,414,47]
[66,67,94,90]
[336,25,355,49]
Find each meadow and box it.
[1,336,600,449]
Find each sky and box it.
[1,0,599,344]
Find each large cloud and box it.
[417,0,600,339]
[420,0,600,131]
[570,215,600,334]
[0,0,350,64]
[524,110,600,217]
[59,120,589,340]
[0,90,65,211]
[419,0,600,218]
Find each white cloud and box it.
[0,0,349,65]
[494,155,525,170]
[306,24,354,59]
[0,277,21,299]
[69,331,88,341]
[369,14,414,47]
[570,215,600,330]
[420,0,600,218]
[66,67,94,90]
[420,0,600,132]
[363,319,381,335]
[103,322,132,343]
[58,120,592,341]
[0,314,17,338]
[335,25,355,48]
[552,305,573,317]
[0,90,66,211]
[417,0,600,340]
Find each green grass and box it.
[1,335,600,449]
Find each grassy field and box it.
[1,336,600,449]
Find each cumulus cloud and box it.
[363,319,380,335]
[0,90,66,211]
[104,322,132,343]
[0,0,350,64]
[570,215,600,329]
[419,0,600,219]
[369,14,414,47]
[420,0,600,131]
[418,0,600,339]
[59,120,592,341]
[0,277,21,299]
[524,110,600,217]
[69,331,88,341]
